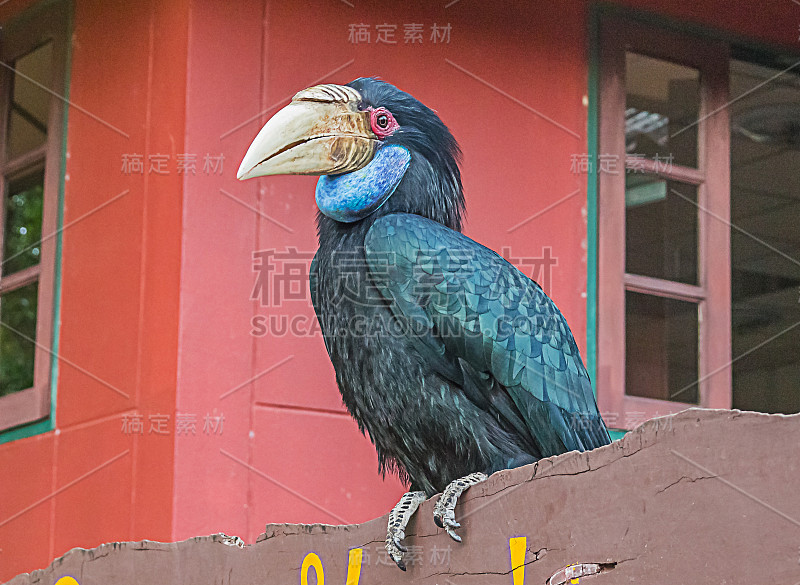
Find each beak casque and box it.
[237,84,378,180]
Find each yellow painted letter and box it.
[510,536,526,585]
[345,548,363,585]
[301,552,324,585]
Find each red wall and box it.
[0,0,189,577]
[1,0,798,580]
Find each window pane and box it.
[626,176,698,284]
[626,52,700,168]
[6,42,53,160]
[625,291,699,404]
[3,170,44,275]
[0,281,38,397]
[730,58,800,414]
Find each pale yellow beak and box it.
[237,84,378,180]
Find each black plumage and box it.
[309,78,610,497]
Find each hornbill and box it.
[238,78,611,569]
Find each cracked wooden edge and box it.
[261,407,791,539]
[5,407,796,584]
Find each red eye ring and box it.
[369,107,399,138]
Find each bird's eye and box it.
[369,107,398,138]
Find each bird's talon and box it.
[386,540,406,570]
[385,490,426,571]
[432,472,488,544]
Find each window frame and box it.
[596,16,732,428]
[0,2,68,433]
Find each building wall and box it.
[0,0,189,578]
[1,0,798,581]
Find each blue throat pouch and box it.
[316,144,411,223]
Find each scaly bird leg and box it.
[432,472,488,542]
[386,490,427,570]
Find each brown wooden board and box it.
[6,409,800,585]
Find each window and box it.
[596,15,800,429]
[729,58,800,414]
[596,18,732,428]
[0,3,68,432]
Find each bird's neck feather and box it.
[316,153,464,254]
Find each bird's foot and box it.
[433,472,487,542]
[385,490,427,571]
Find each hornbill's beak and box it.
[237,84,377,180]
